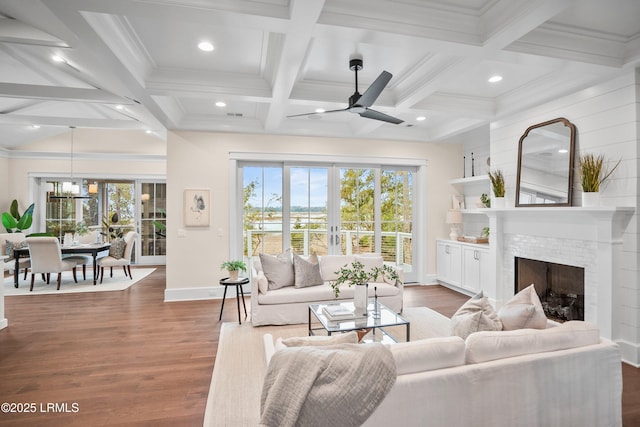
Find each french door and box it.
[241,163,415,281]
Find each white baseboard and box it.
[616,339,640,367]
[0,318,7,330]
[164,284,250,302]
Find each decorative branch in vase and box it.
[578,153,620,207]
[488,169,505,208]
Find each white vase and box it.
[492,197,505,209]
[228,270,239,281]
[353,283,368,317]
[582,192,600,207]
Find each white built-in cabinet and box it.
[436,240,462,287]
[437,239,490,294]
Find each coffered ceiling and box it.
[0,0,639,148]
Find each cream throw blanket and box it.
[260,343,396,427]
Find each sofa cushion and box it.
[318,255,355,281]
[260,249,294,290]
[293,253,323,288]
[451,291,502,339]
[498,284,547,330]
[257,282,400,305]
[390,336,465,375]
[465,320,600,364]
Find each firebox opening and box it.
[515,257,585,322]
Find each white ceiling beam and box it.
[263,0,325,131]
[0,114,144,129]
[0,83,137,104]
[0,17,70,47]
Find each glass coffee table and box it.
[308,301,410,343]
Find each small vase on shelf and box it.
[492,197,505,209]
[581,192,600,207]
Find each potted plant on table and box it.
[331,261,401,316]
[488,169,505,208]
[578,153,621,207]
[221,260,247,281]
[1,200,34,233]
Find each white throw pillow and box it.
[260,249,294,290]
[256,270,268,294]
[293,253,324,288]
[498,284,547,330]
[451,291,502,339]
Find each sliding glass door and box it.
[240,163,416,281]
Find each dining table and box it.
[13,242,111,288]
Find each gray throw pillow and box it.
[451,290,503,340]
[293,253,324,288]
[109,238,126,259]
[5,240,28,262]
[260,249,294,290]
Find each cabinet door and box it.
[437,242,462,286]
[462,246,490,293]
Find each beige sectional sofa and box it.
[263,307,622,427]
[250,253,403,326]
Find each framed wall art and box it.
[184,189,210,226]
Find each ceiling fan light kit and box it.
[288,57,403,125]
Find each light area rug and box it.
[2,268,155,295]
[203,307,450,427]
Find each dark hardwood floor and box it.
[0,267,638,426]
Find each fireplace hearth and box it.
[515,257,584,322]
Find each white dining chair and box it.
[98,231,137,283]
[26,237,78,291]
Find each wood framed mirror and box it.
[515,117,576,207]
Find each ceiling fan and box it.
[288,56,404,125]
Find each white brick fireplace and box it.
[484,207,634,360]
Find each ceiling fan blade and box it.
[286,108,347,118]
[359,108,404,125]
[356,71,392,107]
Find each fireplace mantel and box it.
[480,206,634,344]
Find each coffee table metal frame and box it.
[308,301,410,343]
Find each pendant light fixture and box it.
[49,126,91,199]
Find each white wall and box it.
[165,131,462,299]
[490,69,640,364]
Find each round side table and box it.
[219,277,249,324]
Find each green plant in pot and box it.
[488,169,505,208]
[1,200,34,233]
[221,260,247,281]
[578,154,620,207]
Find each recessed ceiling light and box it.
[215,101,226,107]
[115,105,124,110]
[558,148,568,153]
[198,41,214,52]
[52,55,65,63]
[145,130,152,134]
[31,124,40,129]
[416,116,426,121]
[488,75,503,83]
[315,108,325,113]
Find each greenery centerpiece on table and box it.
[221,260,247,281]
[331,260,401,298]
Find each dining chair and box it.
[26,237,78,291]
[1,234,31,282]
[98,231,137,283]
[62,231,100,280]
